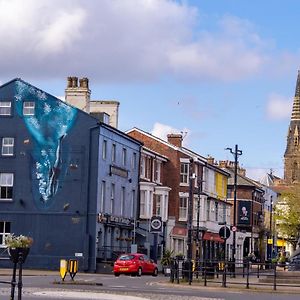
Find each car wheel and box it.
[114,273,120,277]
[152,268,158,277]
[137,267,142,277]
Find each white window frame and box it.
[179,196,188,221]
[23,101,35,116]
[180,163,189,185]
[0,173,14,201]
[140,190,146,218]
[140,156,146,178]
[154,194,162,216]
[153,160,161,183]
[1,137,14,156]
[0,221,11,248]
[0,102,11,116]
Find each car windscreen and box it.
[118,255,135,261]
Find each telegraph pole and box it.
[225,144,242,277]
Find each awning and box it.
[203,232,224,243]
[171,227,187,237]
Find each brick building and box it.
[127,128,230,261]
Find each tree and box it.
[274,185,300,251]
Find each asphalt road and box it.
[0,273,299,300]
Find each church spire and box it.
[291,70,300,120]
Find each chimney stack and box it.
[207,156,215,165]
[167,134,182,147]
[65,76,91,113]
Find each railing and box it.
[169,258,300,291]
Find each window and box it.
[215,202,218,221]
[154,194,161,216]
[180,163,189,184]
[0,102,11,116]
[23,101,35,116]
[110,183,115,214]
[122,148,127,166]
[140,190,146,217]
[131,152,137,170]
[140,156,146,178]
[0,221,11,247]
[1,137,14,156]
[102,140,107,160]
[112,144,116,163]
[121,187,125,215]
[153,160,161,183]
[145,157,151,179]
[100,181,106,212]
[179,197,188,221]
[206,199,210,221]
[0,173,13,200]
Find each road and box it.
[0,273,299,300]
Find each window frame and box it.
[180,163,189,185]
[0,173,14,201]
[23,101,35,116]
[179,196,188,221]
[0,102,11,116]
[1,137,14,156]
[102,140,107,160]
[0,221,11,248]
[122,148,127,166]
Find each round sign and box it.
[151,218,162,230]
[219,226,230,239]
[232,226,237,232]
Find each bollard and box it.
[60,259,68,281]
[68,259,78,280]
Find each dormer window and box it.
[23,101,35,116]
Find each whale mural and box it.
[14,81,77,209]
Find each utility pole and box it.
[225,144,242,277]
[187,158,194,284]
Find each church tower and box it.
[284,70,300,184]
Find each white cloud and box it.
[151,122,191,147]
[266,93,292,120]
[0,0,294,82]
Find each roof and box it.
[126,127,229,176]
[225,168,264,192]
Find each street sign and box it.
[219,226,231,239]
[150,216,162,233]
[231,226,237,232]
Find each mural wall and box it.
[14,81,77,209]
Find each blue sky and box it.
[1,0,299,180]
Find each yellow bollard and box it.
[68,259,78,280]
[60,259,68,281]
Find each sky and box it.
[0,0,299,181]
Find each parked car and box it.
[113,253,158,277]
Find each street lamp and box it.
[225,145,242,277]
[187,158,195,284]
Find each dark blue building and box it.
[0,79,141,271]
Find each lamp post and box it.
[225,144,242,277]
[187,158,194,284]
[270,197,273,259]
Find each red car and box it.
[113,253,158,277]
